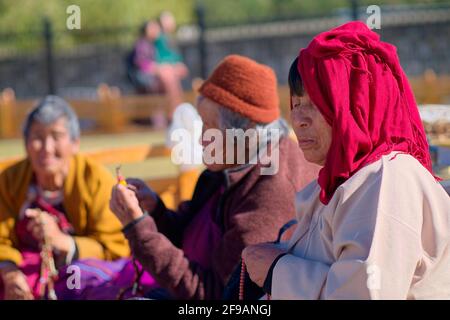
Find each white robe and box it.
[271,152,450,299]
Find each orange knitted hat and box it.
[199,55,280,124]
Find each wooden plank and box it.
[146,176,178,194]
[0,154,179,201]
[0,144,171,173]
[0,157,19,172]
[2,72,449,139]
[278,85,291,122]
[85,144,171,164]
[431,137,450,148]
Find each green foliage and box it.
[0,0,448,52]
[199,0,450,26]
[0,0,196,53]
[1,0,449,32]
[0,0,195,32]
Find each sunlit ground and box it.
[0,131,179,180]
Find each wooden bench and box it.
[410,70,450,105]
[2,71,450,139]
[0,84,200,139]
[0,143,201,210]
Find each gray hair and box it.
[23,95,80,141]
[217,106,289,138]
[218,106,288,171]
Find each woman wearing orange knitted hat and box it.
[110,54,320,299]
[243,22,450,299]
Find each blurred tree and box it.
[0,0,196,52]
[199,0,450,26]
[0,0,448,51]
[1,0,448,32]
[0,0,195,32]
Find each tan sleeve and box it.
[0,244,22,266]
[0,171,22,266]
[75,167,130,260]
[272,164,425,299]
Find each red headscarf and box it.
[297,21,435,205]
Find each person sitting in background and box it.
[0,96,132,300]
[154,11,188,120]
[155,10,189,80]
[243,22,450,299]
[129,17,187,122]
[110,55,321,299]
[129,20,163,94]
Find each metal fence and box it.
[0,2,449,99]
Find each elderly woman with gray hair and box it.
[110,55,321,299]
[0,96,130,300]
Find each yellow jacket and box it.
[0,154,130,266]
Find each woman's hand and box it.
[25,209,73,254]
[125,178,158,214]
[1,266,34,300]
[242,243,286,288]
[110,184,144,226]
[174,63,189,79]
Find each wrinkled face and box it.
[145,21,160,40]
[196,96,234,172]
[26,117,79,177]
[290,93,332,166]
[160,13,176,33]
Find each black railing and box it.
[0,2,449,98]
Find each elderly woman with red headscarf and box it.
[109,55,320,300]
[243,22,450,299]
